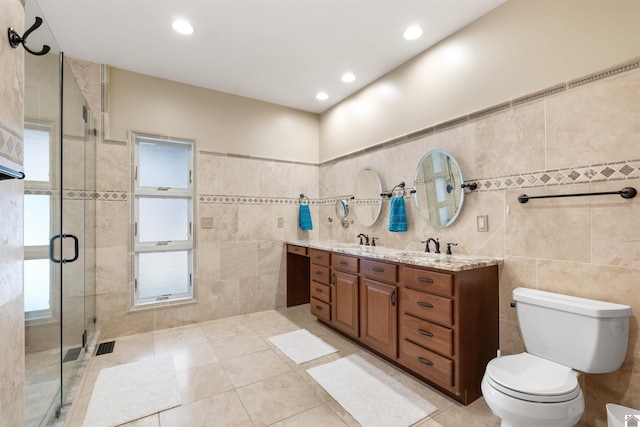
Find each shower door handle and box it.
[50,233,79,264]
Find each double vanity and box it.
[286,241,501,405]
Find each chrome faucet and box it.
[357,233,370,245]
[421,238,440,253]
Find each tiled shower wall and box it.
[0,0,25,425]
[318,62,640,426]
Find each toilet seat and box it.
[485,353,581,403]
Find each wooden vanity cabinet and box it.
[359,259,398,359]
[398,264,499,405]
[309,248,331,322]
[330,253,359,338]
[301,244,499,406]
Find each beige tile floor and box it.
[63,304,502,427]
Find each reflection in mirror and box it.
[335,199,350,228]
[352,168,382,227]
[414,149,465,228]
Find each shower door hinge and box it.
[134,166,138,181]
[82,105,88,123]
[134,222,138,236]
[82,329,87,348]
[134,279,138,290]
[189,221,192,235]
[189,170,192,184]
[189,273,192,288]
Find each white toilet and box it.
[482,287,632,427]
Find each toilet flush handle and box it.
[510,302,516,308]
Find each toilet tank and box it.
[513,287,632,374]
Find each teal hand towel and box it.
[389,196,407,232]
[299,204,313,230]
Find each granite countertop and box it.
[286,240,502,272]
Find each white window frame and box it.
[133,133,195,306]
[23,121,56,322]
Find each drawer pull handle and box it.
[417,301,434,309]
[315,305,323,311]
[315,288,323,293]
[417,329,433,337]
[315,271,323,275]
[417,356,433,367]
[372,267,384,273]
[340,261,349,266]
[418,277,434,284]
[390,290,396,307]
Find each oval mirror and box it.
[413,149,465,228]
[352,168,383,227]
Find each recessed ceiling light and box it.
[172,19,194,35]
[341,72,356,83]
[403,25,423,41]
[316,92,329,101]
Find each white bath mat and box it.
[307,354,437,427]
[83,356,181,427]
[268,329,338,364]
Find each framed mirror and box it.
[352,168,382,227]
[413,149,465,228]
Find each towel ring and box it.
[299,194,310,205]
[381,182,417,198]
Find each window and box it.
[23,123,54,321]
[133,135,194,306]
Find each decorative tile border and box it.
[472,159,640,192]
[24,188,128,201]
[0,121,23,165]
[199,195,307,205]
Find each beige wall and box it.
[319,0,640,161]
[108,68,320,163]
[0,0,25,425]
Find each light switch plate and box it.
[277,217,284,228]
[477,215,488,232]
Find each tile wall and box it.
[0,0,25,424]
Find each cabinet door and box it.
[332,270,359,338]
[360,278,397,358]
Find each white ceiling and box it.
[34,0,506,114]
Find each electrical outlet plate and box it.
[477,215,488,232]
[201,217,214,228]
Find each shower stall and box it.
[23,1,97,425]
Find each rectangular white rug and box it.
[268,329,338,364]
[83,356,181,427]
[307,354,437,427]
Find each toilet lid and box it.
[486,353,580,403]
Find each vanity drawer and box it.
[402,266,453,297]
[361,259,397,284]
[309,248,330,267]
[287,244,307,256]
[311,281,330,303]
[311,297,331,322]
[400,339,453,388]
[402,287,453,326]
[310,264,330,285]
[402,313,453,357]
[332,253,359,274]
